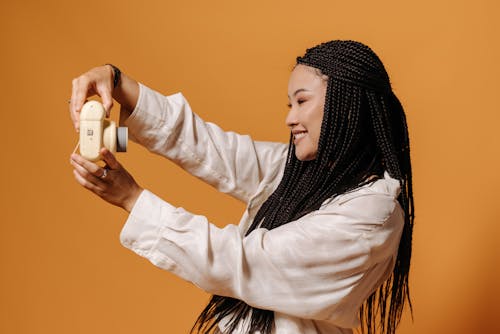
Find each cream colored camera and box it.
[79,101,128,162]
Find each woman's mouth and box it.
[293,131,307,143]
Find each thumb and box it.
[101,148,121,170]
[98,86,114,117]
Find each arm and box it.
[121,83,288,202]
[69,65,288,203]
[120,177,404,327]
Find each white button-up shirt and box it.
[119,83,404,334]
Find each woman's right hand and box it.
[70,147,143,212]
[69,65,116,132]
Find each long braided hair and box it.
[192,40,414,334]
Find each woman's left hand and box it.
[70,148,143,212]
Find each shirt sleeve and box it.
[120,83,288,203]
[120,183,404,327]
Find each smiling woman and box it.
[286,64,327,161]
[69,40,414,334]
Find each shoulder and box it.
[336,171,400,203]
[312,171,404,231]
[295,171,404,260]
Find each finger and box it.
[70,77,88,131]
[70,78,81,131]
[70,159,106,186]
[73,169,105,196]
[73,78,91,118]
[70,153,105,178]
[100,148,121,170]
[70,74,95,131]
[97,83,114,117]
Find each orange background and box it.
[1,0,499,333]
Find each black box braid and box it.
[192,40,414,334]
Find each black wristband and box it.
[105,63,121,88]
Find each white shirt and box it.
[119,83,404,334]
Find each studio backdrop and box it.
[0,0,499,333]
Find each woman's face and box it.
[286,64,327,161]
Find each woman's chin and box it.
[294,151,317,161]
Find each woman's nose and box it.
[285,107,298,128]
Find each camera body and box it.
[79,101,127,162]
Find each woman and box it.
[69,40,414,334]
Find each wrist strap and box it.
[105,63,121,88]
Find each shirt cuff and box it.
[118,82,187,153]
[119,189,176,264]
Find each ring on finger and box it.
[100,167,109,179]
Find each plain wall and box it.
[1,0,499,333]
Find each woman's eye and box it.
[286,99,306,108]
